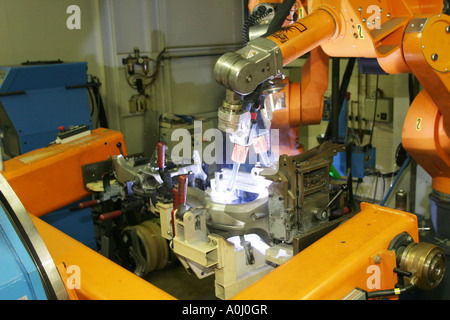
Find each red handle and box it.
[172,188,179,211]
[99,210,122,222]
[78,199,100,209]
[178,175,188,205]
[157,142,165,170]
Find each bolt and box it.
[446,25,450,33]
[246,75,252,82]
[374,255,382,264]
[431,53,439,61]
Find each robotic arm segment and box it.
[401,13,450,194]
[214,7,337,96]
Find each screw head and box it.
[374,255,382,264]
[431,53,439,61]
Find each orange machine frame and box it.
[2,128,176,300]
[0,128,434,300]
[2,128,128,217]
[235,202,418,300]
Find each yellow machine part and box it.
[31,214,175,300]
[2,128,127,217]
[234,202,419,300]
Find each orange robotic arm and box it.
[215,0,450,195]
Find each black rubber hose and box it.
[261,0,297,38]
[366,284,415,299]
[243,6,268,44]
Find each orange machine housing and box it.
[248,0,450,195]
[234,202,419,300]
[2,128,127,217]
[1,127,176,300]
[0,128,432,300]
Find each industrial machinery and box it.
[0,62,104,249]
[214,0,450,242]
[212,0,450,299]
[0,126,446,300]
[0,0,449,301]
[0,62,93,158]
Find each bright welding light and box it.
[208,168,271,204]
[227,234,269,253]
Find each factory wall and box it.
[0,0,104,76]
[98,0,244,155]
[0,0,244,157]
[0,0,106,125]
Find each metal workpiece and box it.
[110,153,207,190]
[188,182,271,244]
[214,37,283,95]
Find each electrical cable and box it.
[372,171,379,204]
[242,5,272,44]
[261,0,296,38]
[366,283,415,299]
[354,181,360,199]
[380,155,411,206]
[368,75,379,146]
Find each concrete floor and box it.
[144,261,219,300]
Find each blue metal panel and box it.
[0,62,93,154]
[0,62,96,251]
[41,197,97,250]
[333,146,376,179]
[351,146,376,179]
[0,205,47,300]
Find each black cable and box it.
[324,58,356,142]
[261,0,296,38]
[88,76,109,128]
[87,86,95,117]
[330,58,340,142]
[124,48,165,92]
[366,283,415,299]
[243,6,270,44]
[368,75,379,146]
